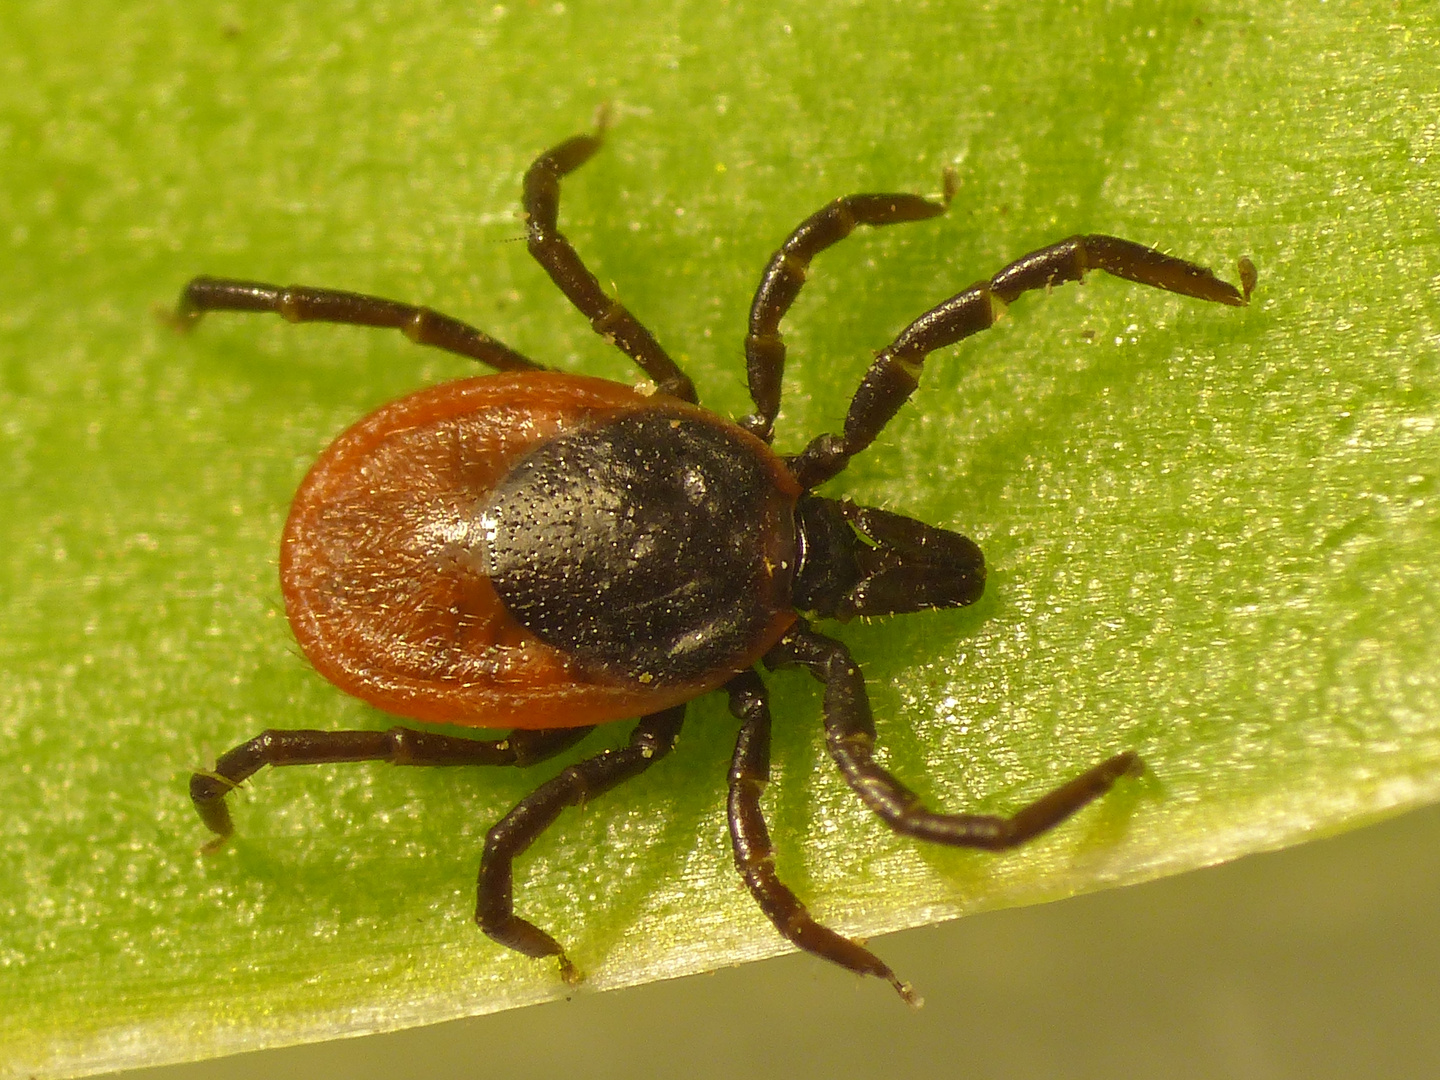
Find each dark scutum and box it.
[482,411,793,685]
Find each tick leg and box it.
[788,237,1256,489]
[725,671,918,1005]
[523,119,698,402]
[476,705,686,983]
[190,726,592,849]
[742,177,955,442]
[169,278,543,372]
[767,622,1142,849]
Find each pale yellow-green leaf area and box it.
[2,1,1437,1076]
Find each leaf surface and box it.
[2,2,1437,1074]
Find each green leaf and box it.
[3,1,1437,1075]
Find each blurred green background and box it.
[3,1,1438,1077]
[126,801,1440,1078]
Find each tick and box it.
[178,117,1254,1003]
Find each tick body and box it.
[281,371,799,730]
[181,117,1254,1003]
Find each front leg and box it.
[789,237,1256,489]
[766,621,1142,849]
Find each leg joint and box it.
[591,301,628,336]
[402,308,434,343]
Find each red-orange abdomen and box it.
[280,371,801,729]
